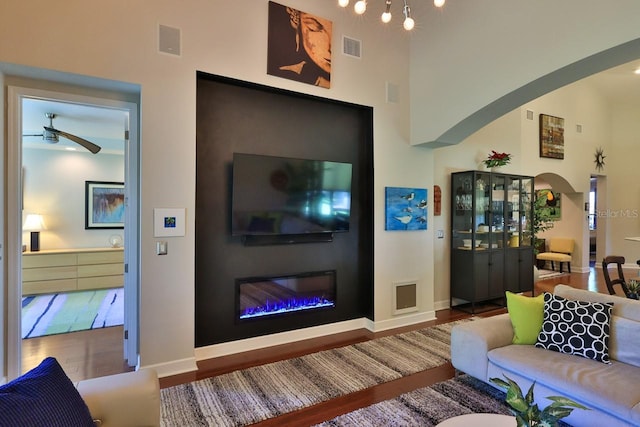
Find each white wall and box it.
[2,0,640,377]
[0,0,425,376]
[609,104,640,262]
[518,80,612,273]
[410,0,640,146]
[21,148,124,250]
[432,75,637,306]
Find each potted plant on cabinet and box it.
[483,150,511,171]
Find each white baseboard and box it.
[368,310,436,332]
[142,357,198,379]
[595,263,640,271]
[194,318,370,362]
[434,299,450,311]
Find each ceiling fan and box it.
[23,113,102,154]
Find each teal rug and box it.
[21,288,124,339]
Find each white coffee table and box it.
[437,413,515,427]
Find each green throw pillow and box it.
[506,291,545,345]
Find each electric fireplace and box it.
[237,270,336,321]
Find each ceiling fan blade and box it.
[44,126,102,154]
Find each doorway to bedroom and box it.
[7,85,140,382]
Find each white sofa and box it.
[451,285,640,427]
[76,368,160,427]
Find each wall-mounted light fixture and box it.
[338,0,446,30]
[24,214,46,252]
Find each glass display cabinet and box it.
[451,170,534,313]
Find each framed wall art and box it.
[154,208,186,237]
[536,189,561,220]
[539,114,565,159]
[385,187,427,231]
[267,1,332,88]
[85,181,125,229]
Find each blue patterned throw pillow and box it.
[535,293,613,364]
[0,357,95,427]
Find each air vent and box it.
[392,280,418,315]
[159,24,181,56]
[342,35,362,59]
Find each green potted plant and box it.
[491,375,588,427]
[483,150,511,169]
[533,191,556,254]
[627,279,640,300]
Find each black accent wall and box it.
[195,72,374,346]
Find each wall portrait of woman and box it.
[267,1,332,88]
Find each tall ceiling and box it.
[585,60,640,106]
[18,59,640,155]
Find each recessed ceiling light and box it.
[634,67,640,75]
[65,147,77,151]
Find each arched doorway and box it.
[534,172,595,274]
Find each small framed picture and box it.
[539,114,565,159]
[154,208,186,237]
[385,187,428,231]
[85,181,125,229]
[536,189,561,220]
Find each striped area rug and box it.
[21,288,124,339]
[161,319,469,427]
[314,375,514,426]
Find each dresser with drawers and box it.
[22,247,124,295]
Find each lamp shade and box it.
[24,214,45,231]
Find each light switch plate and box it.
[156,241,168,255]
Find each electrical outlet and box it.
[437,230,444,239]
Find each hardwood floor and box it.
[21,265,625,425]
[21,326,133,383]
[534,265,611,296]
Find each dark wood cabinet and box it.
[450,170,534,312]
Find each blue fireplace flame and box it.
[240,295,335,319]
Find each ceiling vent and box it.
[342,36,362,59]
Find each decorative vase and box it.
[630,293,639,300]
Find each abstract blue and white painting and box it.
[385,187,428,231]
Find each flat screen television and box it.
[231,153,352,237]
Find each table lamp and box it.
[23,214,45,252]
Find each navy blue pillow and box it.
[0,357,95,427]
